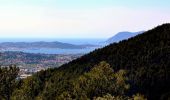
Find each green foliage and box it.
[55,61,130,99]
[11,69,52,100]
[72,61,129,99]
[0,65,19,100]
[94,93,147,100]
[133,93,147,100]
[94,93,130,100]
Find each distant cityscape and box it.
[0,51,82,78]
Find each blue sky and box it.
[0,0,170,38]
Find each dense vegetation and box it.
[1,62,146,100]
[0,24,170,100]
[0,66,19,100]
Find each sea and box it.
[0,38,106,54]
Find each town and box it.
[0,51,82,78]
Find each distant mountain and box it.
[106,31,144,43]
[0,41,98,50]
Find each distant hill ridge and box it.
[0,41,97,49]
[106,31,144,43]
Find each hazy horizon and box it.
[0,0,170,38]
[0,38,106,45]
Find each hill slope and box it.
[11,24,170,100]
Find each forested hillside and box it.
[0,24,170,100]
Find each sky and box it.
[0,0,170,39]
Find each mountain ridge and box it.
[106,31,144,43]
[0,41,98,49]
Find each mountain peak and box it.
[106,31,144,44]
